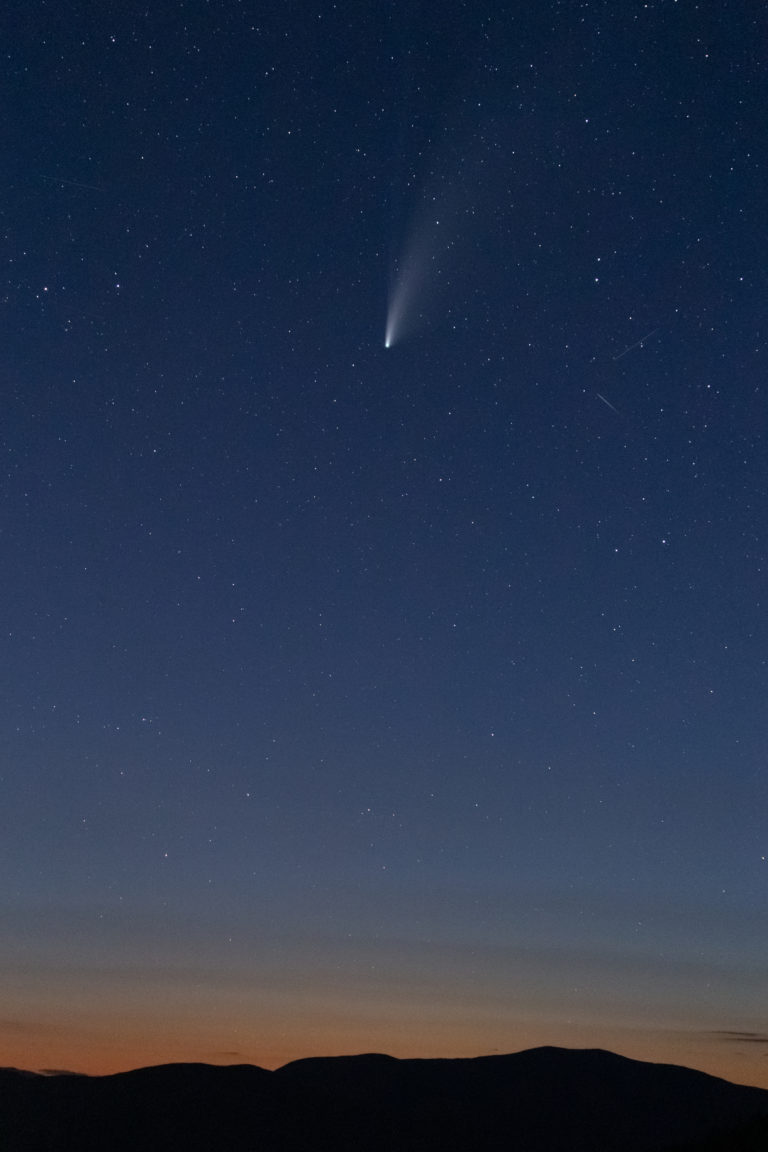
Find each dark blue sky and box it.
[2,0,767,1083]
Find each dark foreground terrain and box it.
[2,1046,767,1151]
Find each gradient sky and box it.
[2,0,767,1087]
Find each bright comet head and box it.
[384,305,400,350]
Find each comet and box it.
[384,246,427,349]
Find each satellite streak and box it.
[612,328,659,361]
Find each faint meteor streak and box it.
[40,175,103,192]
[612,328,659,360]
[596,392,620,414]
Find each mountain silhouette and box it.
[1,1046,767,1151]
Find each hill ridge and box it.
[2,1046,767,1151]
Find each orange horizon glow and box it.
[3,1017,767,1091]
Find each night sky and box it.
[3,1,767,1086]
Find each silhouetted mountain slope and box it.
[667,1113,768,1151]
[1,1047,767,1151]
